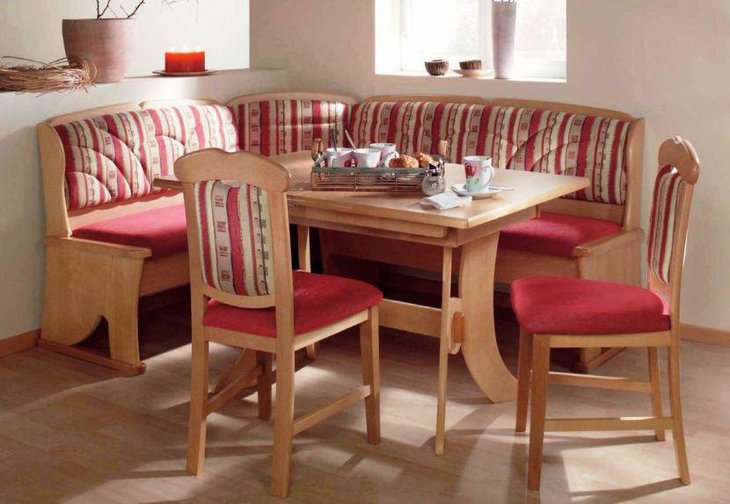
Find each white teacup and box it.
[354,148,382,168]
[369,143,398,166]
[463,155,495,193]
[325,148,353,168]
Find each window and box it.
[375,0,566,80]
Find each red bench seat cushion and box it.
[72,204,188,258]
[204,271,383,338]
[499,212,622,257]
[511,276,670,335]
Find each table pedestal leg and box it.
[460,232,518,403]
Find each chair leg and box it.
[360,306,381,445]
[257,352,273,421]
[647,347,666,442]
[668,340,691,484]
[516,329,533,433]
[186,332,210,475]
[527,336,551,491]
[271,348,296,498]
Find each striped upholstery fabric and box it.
[647,165,685,283]
[487,107,630,205]
[349,101,491,161]
[55,105,238,210]
[349,101,631,204]
[231,99,350,156]
[194,180,275,296]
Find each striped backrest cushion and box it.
[231,99,350,156]
[349,101,631,204]
[487,107,631,205]
[55,105,238,210]
[349,101,491,160]
[194,180,275,296]
[647,165,685,283]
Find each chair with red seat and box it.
[174,148,382,498]
[511,136,699,490]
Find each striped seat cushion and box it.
[231,99,350,156]
[349,101,631,204]
[647,165,685,283]
[194,180,275,296]
[55,105,238,210]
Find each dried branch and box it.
[95,0,195,19]
[121,0,147,19]
[99,0,112,18]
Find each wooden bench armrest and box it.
[573,228,644,258]
[45,237,152,259]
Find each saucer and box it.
[153,69,216,77]
[451,184,502,199]
[453,69,492,78]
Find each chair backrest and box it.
[175,149,295,341]
[647,137,700,322]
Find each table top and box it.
[154,151,589,231]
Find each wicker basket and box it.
[311,166,427,192]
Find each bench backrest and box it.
[54,104,237,211]
[228,92,355,157]
[351,96,644,229]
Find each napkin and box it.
[419,192,472,210]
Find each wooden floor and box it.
[2,303,730,503]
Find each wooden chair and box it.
[511,137,699,490]
[175,149,382,498]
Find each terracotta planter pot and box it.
[62,19,134,83]
[491,2,517,79]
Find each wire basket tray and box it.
[310,165,427,192]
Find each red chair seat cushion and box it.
[204,271,383,338]
[511,276,670,335]
[499,212,622,257]
[72,204,188,258]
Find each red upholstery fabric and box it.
[72,204,187,257]
[499,212,622,257]
[511,276,670,335]
[204,271,383,338]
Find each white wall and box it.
[0,0,250,75]
[251,0,730,332]
[0,68,288,340]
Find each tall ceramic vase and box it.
[491,2,517,79]
[62,19,134,83]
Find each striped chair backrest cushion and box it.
[647,165,685,283]
[231,99,350,156]
[194,180,275,296]
[55,105,238,210]
[349,101,631,205]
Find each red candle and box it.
[165,48,206,73]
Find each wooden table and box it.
[156,151,587,398]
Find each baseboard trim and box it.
[0,329,40,358]
[681,324,730,347]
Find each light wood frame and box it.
[515,137,699,491]
[175,149,380,498]
[319,94,646,373]
[38,103,199,375]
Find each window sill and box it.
[374,70,566,84]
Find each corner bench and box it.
[38,93,353,373]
